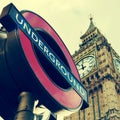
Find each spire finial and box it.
[90,17,93,21]
[89,14,93,21]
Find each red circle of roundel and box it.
[19,11,82,111]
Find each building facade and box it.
[64,18,120,120]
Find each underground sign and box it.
[0,3,88,112]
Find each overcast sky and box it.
[0,0,120,55]
[0,0,120,119]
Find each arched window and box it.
[95,72,100,79]
[89,89,94,96]
[98,84,103,93]
[94,87,98,92]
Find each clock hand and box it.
[78,64,86,70]
[81,64,86,70]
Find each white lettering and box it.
[61,66,67,76]
[56,59,61,70]
[23,23,31,35]
[38,40,43,50]
[80,86,85,96]
[16,13,23,24]
[49,53,55,63]
[67,73,73,82]
[76,83,80,91]
[44,46,49,56]
[32,32,38,42]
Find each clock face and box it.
[113,57,120,73]
[76,56,96,78]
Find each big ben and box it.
[64,18,120,120]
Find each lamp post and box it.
[14,92,35,120]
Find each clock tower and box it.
[64,18,120,120]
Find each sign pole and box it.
[14,92,35,120]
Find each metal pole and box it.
[14,92,35,120]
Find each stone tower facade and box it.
[64,18,120,120]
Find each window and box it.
[102,52,105,56]
[98,54,101,57]
[91,75,94,79]
[82,81,86,85]
[103,59,106,63]
[95,72,100,79]
[86,77,91,85]
[101,70,104,74]
[89,89,93,95]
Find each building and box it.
[64,18,120,120]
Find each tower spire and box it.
[80,17,101,40]
[80,17,96,39]
[88,17,95,31]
